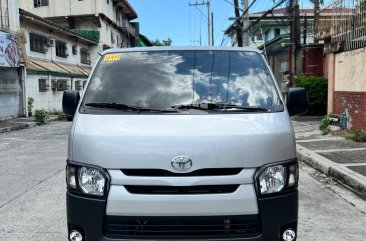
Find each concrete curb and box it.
[0,123,36,134]
[297,144,366,200]
[0,116,59,134]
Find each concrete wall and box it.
[19,0,97,18]
[334,48,366,92]
[26,74,87,113]
[20,20,93,113]
[8,0,20,32]
[0,0,22,119]
[327,47,366,130]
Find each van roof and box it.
[102,46,262,55]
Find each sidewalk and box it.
[293,117,366,200]
[0,115,59,134]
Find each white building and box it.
[19,9,98,113]
[0,0,24,119]
[19,0,139,55]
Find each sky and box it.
[128,0,330,46]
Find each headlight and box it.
[256,161,298,195]
[259,165,285,194]
[66,163,108,197]
[78,167,106,196]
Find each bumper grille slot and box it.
[124,185,239,195]
[104,215,261,239]
[121,168,243,177]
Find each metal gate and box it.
[0,67,22,119]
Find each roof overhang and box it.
[257,34,291,53]
[113,0,138,20]
[19,9,98,45]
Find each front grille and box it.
[124,185,239,195]
[121,168,243,177]
[104,215,261,239]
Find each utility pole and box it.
[289,0,300,87]
[314,0,320,43]
[233,0,243,47]
[211,12,214,46]
[189,1,211,46]
[242,0,250,46]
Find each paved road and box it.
[0,122,365,241]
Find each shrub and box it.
[34,109,48,125]
[319,113,340,135]
[352,131,366,142]
[294,76,328,115]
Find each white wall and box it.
[21,21,94,66]
[20,19,93,113]
[19,0,97,18]
[8,0,20,32]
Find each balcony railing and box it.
[121,20,136,36]
[317,0,366,51]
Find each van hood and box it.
[70,113,295,169]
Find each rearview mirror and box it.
[62,90,80,121]
[287,87,308,116]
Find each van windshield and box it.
[82,50,282,113]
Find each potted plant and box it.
[28,97,34,117]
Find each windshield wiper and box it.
[85,103,178,113]
[172,102,270,112]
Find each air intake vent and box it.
[124,185,240,195]
[121,168,243,177]
[104,215,261,239]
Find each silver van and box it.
[63,47,307,241]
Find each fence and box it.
[317,0,366,51]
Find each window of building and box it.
[111,31,115,44]
[80,48,91,65]
[256,34,263,41]
[38,79,48,92]
[75,80,82,90]
[264,31,270,42]
[51,79,69,91]
[251,35,255,41]
[30,33,47,53]
[34,0,49,8]
[56,41,67,58]
[0,0,9,30]
[275,28,281,37]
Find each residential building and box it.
[320,0,366,131]
[226,8,340,83]
[19,9,98,113]
[0,0,24,119]
[19,0,139,54]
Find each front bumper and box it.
[67,190,298,241]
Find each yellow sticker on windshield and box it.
[104,53,121,62]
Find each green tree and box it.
[151,38,173,46]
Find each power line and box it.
[230,0,287,46]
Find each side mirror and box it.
[287,87,308,116]
[62,90,80,121]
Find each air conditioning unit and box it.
[46,38,55,47]
[72,45,78,55]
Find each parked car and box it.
[63,47,307,241]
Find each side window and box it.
[34,0,49,8]
[38,79,48,92]
[80,48,91,64]
[29,33,47,53]
[275,28,281,37]
[0,0,9,30]
[56,41,68,58]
